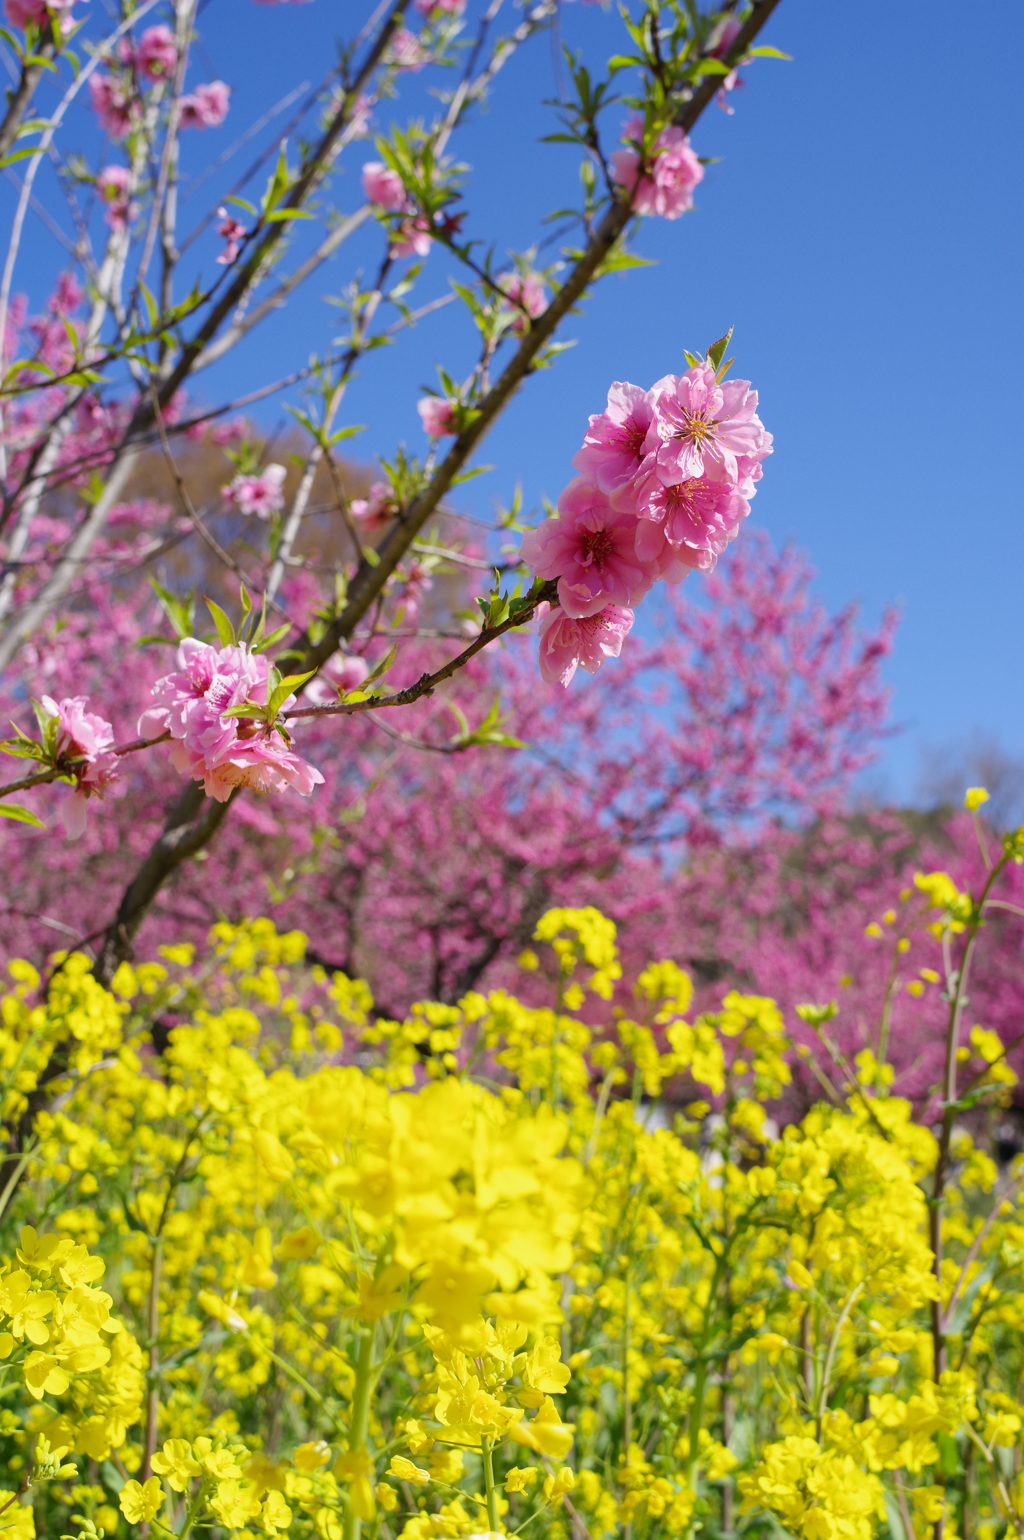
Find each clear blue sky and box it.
[7,1,1024,802]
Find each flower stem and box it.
[481,1435,499,1534]
[343,1325,377,1540]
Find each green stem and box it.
[481,1435,499,1534]
[343,1325,377,1540]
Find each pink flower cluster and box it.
[41,695,119,840]
[610,115,704,220]
[350,480,396,531]
[134,25,177,80]
[499,270,547,335]
[361,162,433,260]
[417,396,458,438]
[4,0,74,31]
[89,74,137,139]
[180,80,230,129]
[521,360,771,685]
[139,639,323,802]
[223,464,287,517]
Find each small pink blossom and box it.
[41,694,119,840]
[96,165,133,230]
[413,0,465,13]
[610,115,704,220]
[392,214,432,258]
[135,25,177,80]
[361,160,406,212]
[212,416,250,446]
[305,652,370,706]
[223,463,287,518]
[417,397,458,437]
[537,603,634,687]
[387,27,427,71]
[89,74,136,139]
[350,480,396,531]
[519,477,653,619]
[645,360,771,484]
[49,271,83,314]
[180,80,230,129]
[573,381,654,495]
[216,206,247,264]
[139,638,324,802]
[498,270,547,335]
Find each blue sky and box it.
[6,0,1023,803]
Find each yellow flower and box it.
[544,1467,576,1505]
[965,786,990,810]
[276,1225,319,1261]
[152,1438,201,1492]
[387,1456,431,1485]
[293,1441,331,1472]
[261,1489,293,1534]
[118,1477,165,1524]
[504,1466,539,1494]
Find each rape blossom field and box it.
[0,2,1020,1539]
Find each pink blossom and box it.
[361,160,406,211]
[537,603,633,687]
[41,695,119,840]
[216,206,247,264]
[498,270,547,335]
[139,638,323,802]
[49,271,83,314]
[223,463,287,518]
[417,397,458,437]
[89,74,136,139]
[305,652,370,706]
[391,215,432,259]
[610,115,704,220]
[645,361,770,485]
[632,464,750,573]
[4,0,74,27]
[212,416,250,446]
[180,80,230,129]
[413,0,465,13]
[96,165,133,230]
[387,27,427,71]
[572,381,654,495]
[135,25,177,80]
[520,477,653,619]
[350,480,395,531]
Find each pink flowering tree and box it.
[0,0,795,983]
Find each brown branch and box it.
[0,732,170,800]
[0,35,56,164]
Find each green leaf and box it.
[205,598,236,648]
[706,327,734,374]
[683,349,703,368]
[253,622,292,654]
[0,802,45,828]
[224,195,257,215]
[746,46,793,60]
[361,643,398,690]
[450,464,493,488]
[264,208,313,224]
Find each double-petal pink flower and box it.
[519,477,654,619]
[140,639,323,803]
[645,361,771,484]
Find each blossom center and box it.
[579,527,615,567]
[678,410,717,446]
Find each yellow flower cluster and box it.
[0,839,1018,1540]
